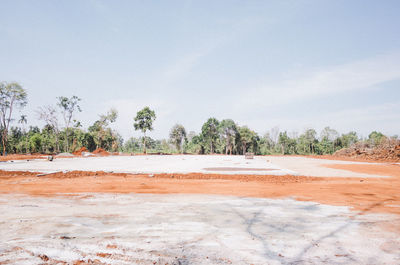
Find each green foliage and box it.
[134,107,156,133]
[368,131,386,147]
[201,118,219,154]
[169,124,187,153]
[89,108,119,150]
[278,131,297,155]
[219,119,237,155]
[0,82,28,155]
[0,83,390,158]
[238,126,257,154]
[57,95,81,152]
[184,134,205,154]
[29,133,42,153]
[134,107,156,154]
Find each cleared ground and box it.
[0,155,391,178]
[0,155,399,264]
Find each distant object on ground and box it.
[245,152,254,159]
[82,152,94,157]
[56,153,75,157]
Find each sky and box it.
[0,0,399,140]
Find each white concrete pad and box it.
[0,194,398,264]
[266,156,388,178]
[0,155,389,178]
[0,155,295,175]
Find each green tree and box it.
[29,133,42,153]
[297,129,318,154]
[201,118,219,154]
[278,131,290,154]
[37,105,61,152]
[89,108,118,150]
[185,133,205,154]
[238,126,256,154]
[169,124,186,153]
[0,82,28,155]
[342,132,358,147]
[368,131,385,147]
[319,127,339,154]
[57,96,81,152]
[18,115,29,153]
[259,133,275,155]
[134,107,156,154]
[219,119,237,155]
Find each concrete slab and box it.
[0,155,388,178]
[266,156,388,178]
[0,194,398,265]
[0,155,295,175]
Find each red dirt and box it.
[268,154,399,163]
[0,154,46,161]
[333,139,400,162]
[92,148,110,156]
[1,166,399,217]
[72,147,89,156]
[323,163,400,178]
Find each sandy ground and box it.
[1,155,399,264]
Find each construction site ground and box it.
[0,155,399,264]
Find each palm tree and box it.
[18,115,28,153]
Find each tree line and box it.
[0,81,396,156]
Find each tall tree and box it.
[219,119,237,155]
[238,126,256,154]
[18,115,28,153]
[368,131,385,147]
[57,96,81,152]
[301,128,317,154]
[37,105,60,152]
[134,107,156,154]
[320,127,339,154]
[278,131,297,155]
[201,118,219,154]
[339,131,358,148]
[89,108,118,149]
[169,124,186,153]
[0,82,28,155]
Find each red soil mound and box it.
[92,148,110,156]
[72,147,88,156]
[334,139,400,162]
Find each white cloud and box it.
[238,51,400,110]
[161,51,207,85]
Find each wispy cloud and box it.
[238,51,400,110]
[161,50,209,86]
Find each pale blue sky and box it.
[1,0,399,140]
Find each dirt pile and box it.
[334,139,400,162]
[72,147,88,156]
[92,148,110,156]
